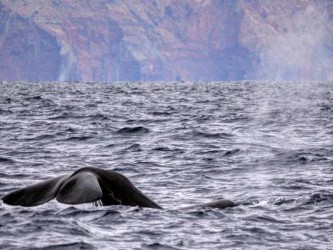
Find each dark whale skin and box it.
[2,167,235,210]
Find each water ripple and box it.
[0,81,332,249]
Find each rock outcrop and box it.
[0,0,332,82]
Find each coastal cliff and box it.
[0,0,332,81]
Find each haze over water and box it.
[0,81,332,249]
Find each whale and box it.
[2,167,236,209]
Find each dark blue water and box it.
[0,81,332,249]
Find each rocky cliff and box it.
[0,0,332,82]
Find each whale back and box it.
[2,175,69,207]
[182,198,237,210]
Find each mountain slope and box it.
[0,0,332,81]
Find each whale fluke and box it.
[2,167,161,209]
[56,171,103,204]
[2,167,236,210]
[2,175,69,207]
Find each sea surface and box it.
[0,81,332,249]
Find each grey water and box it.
[0,81,332,249]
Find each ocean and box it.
[0,81,332,249]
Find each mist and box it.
[256,3,332,81]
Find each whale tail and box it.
[2,167,233,210]
[2,172,105,207]
[2,175,69,207]
[2,168,161,209]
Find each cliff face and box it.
[0,0,332,82]
[0,3,61,81]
